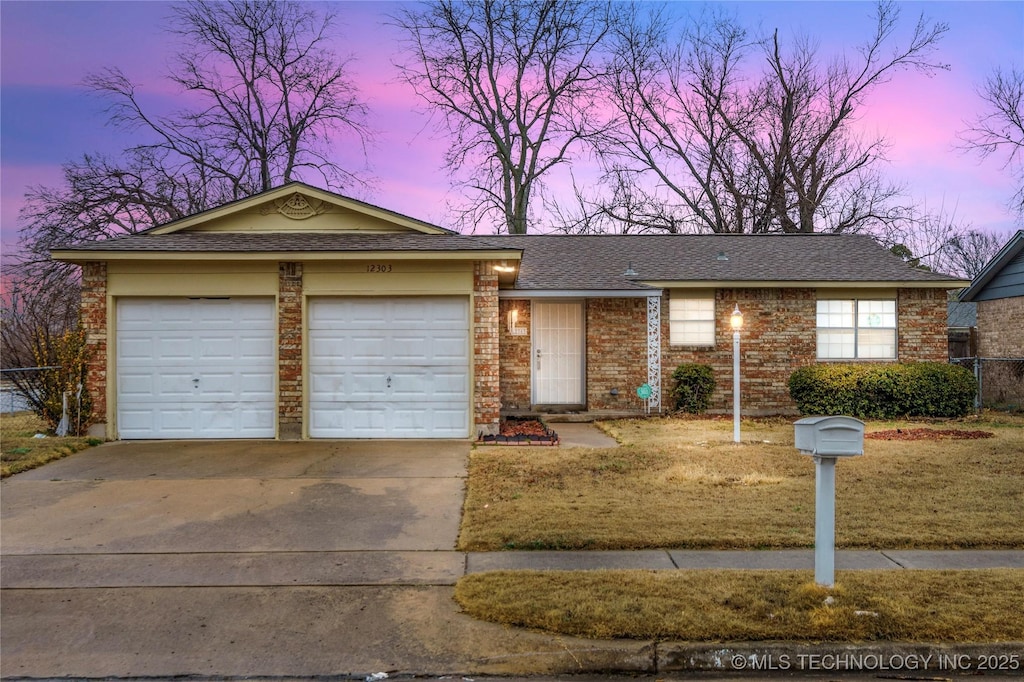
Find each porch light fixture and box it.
[731,304,743,443]
[493,262,516,273]
[623,262,638,276]
[507,308,527,335]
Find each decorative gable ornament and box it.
[267,192,326,220]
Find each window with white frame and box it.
[816,299,896,359]
[670,294,715,346]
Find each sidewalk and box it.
[6,547,1022,680]
[467,548,1024,572]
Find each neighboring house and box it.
[958,230,1024,357]
[52,183,967,441]
[957,230,1024,408]
[947,298,978,359]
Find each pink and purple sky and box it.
[2,0,1022,254]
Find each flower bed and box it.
[479,418,559,446]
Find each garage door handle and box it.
[386,375,392,389]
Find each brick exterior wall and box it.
[662,289,817,415]
[587,298,649,410]
[498,298,532,409]
[278,262,303,439]
[474,262,501,436]
[81,261,108,436]
[496,287,951,417]
[977,297,1024,356]
[897,287,948,362]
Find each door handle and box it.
[386,375,392,389]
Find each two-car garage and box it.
[115,296,471,439]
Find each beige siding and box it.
[107,261,278,296]
[304,260,473,295]
[187,205,411,234]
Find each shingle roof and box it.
[53,231,965,288]
[54,232,515,253]
[492,234,964,289]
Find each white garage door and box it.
[116,298,276,439]
[309,297,470,438]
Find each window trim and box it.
[669,290,716,347]
[816,298,897,360]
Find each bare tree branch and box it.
[10,0,372,290]
[391,0,613,234]
[959,66,1024,223]
[592,1,947,235]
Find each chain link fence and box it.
[0,367,49,414]
[950,357,1024,412]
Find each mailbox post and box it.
[794,416,865,587]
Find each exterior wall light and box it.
[507,308,527,335]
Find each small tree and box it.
[28,328,94,436]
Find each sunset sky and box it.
[2,0,1022,255]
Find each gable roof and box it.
[145,182,455,236]
[493,234,967,292]
[959,230,1024,302]
[50,182,968,292]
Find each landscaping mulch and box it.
[479,418,559,446]
[866,427,995,441]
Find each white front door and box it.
[532,301,584,404]
[308,297,470,438]
[116,298,276,439]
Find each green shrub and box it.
[670,364,716,414]
[788,362,977,419]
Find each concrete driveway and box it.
[2,440,470,591]
[2,436,653,679]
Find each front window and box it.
[816,299,896,359]
[670,295,715,346]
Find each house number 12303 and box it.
[366,264,393,273]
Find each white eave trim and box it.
[499,289,662,299]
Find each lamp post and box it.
[731,304,743,443]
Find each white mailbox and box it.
[794,416,865,457]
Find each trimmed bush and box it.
[788,362,976,419]
[670,363,716,414]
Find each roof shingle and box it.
[53,232,965,288]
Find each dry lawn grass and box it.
[460,414,1024,550]
[455,568,1024,641]
[1,412,100,477]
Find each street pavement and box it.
[2,429,1022,679]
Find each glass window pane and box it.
[670,298,715,345]
[817,329,855,359]
[858,329,897,358]
[679,320,715,345]
[817,300,853,328]
[858,300,896,328]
